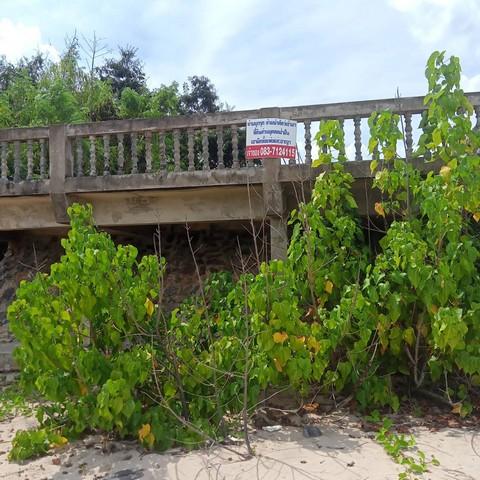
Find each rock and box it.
[108,469,145,479]
[262,425,282,432]
[303,425,322,438]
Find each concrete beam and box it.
[262,158,287,260]
[49,125,72,224]
[0,185,265,231]
[73,186,265,226]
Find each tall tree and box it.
[179,75,222,114]
[0,56,15,92]
[98,46,146,97]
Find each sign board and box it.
[246,118,297,160]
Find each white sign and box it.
[246,118,297,160]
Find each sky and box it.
[0,0,480,110]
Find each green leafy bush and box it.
[9,428,68,461]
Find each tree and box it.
[179,75,222,114]
[0,34,225,127]
[0,56,16,92]
[98,46,146,97]
[16,52,50,86]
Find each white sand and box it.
[0,413,478,479]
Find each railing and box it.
[0,127,49,182]
[0,93,479,186]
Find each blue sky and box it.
[1,0,479,110]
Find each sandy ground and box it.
[0,413,479,479]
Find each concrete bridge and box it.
[3,93,480,255]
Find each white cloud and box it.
[461,73,480,92]
[390,0,459,11]
[0,18,60,62]
[190,0,259,72]
[389,0,480,50]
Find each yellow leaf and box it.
[138,423,151,441]
[51,436,69,448]
[273,358,283,372]
[324,280,333,295]
[273,331,288,344]
[473,213,480,223]
[297,336,305,344]
[451,403,462,415]
[307,337,321,353]
[430,305,439,315]
[144,298,154,317]
[440,165,451,179]
[374,202,385,218]
[403,327,415,347]
[146,432,155,448]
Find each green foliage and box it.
[375,418,440,479]
[8,204,161,441]
[0,36,224,128]
[312,119,347,165]
[9,428,68,461]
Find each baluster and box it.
[103,135,110,175]
[404,113,413,159]
[231,125,239,168]
[88,136,96,176]
[202,127,209,170]
[131,133,138,173]
[26,140,33,180]
[216,126,224,169]
[1,142,7,180]
[353,117,362,161]
[173,129,181,171]
[339,119,346,159]
[145,131,152,173]
[13,141,20,181]
[75,138,83,176]
[117,134,124,174]
[39,139,46,178]
[304,120,312,166]
[187,128,195,171]
[159,132,166,171]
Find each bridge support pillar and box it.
[49,125,73,224]
[262,158,288,260]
